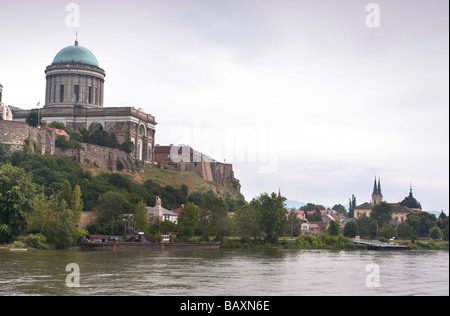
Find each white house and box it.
[146,196,178,224]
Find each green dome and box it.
[52,41,99,67]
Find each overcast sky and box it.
[0,0,448,213]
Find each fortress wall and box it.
[0,121,55,154]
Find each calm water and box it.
[0,248,448,296]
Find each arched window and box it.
[138,125,146,136]
[88,122,103,132]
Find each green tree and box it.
[332,204,347,217]
[356,214,378,238]
[26,193,59,239]
[429,227,443,241]
[134,200,149,233]
[25,111,44,127]
[251,192,286,243]
[370,202,393,227]
[378,224,396,239]
[201,190,230,242]
[406,212,437,237]
[96,191,130,225]
[53,200,76,249]
[0,164,36,242]
[286,210,301,237]
[234,204,260,240]
[327,220,341,236]
[177,202,200,238]
[348,194,356,218]
[397,221,413,238]
[343,220,359,237]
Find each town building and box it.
[146,196,178,224]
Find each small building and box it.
[85,234,108,243]
[146,196,178,223]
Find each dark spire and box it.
[378,177,382,196]
[372,176,378,195]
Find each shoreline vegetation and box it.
[1,147,449,252]
[220,235,449,251]
[1,236,448,251]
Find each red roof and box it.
[42,126,70,139]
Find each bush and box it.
[13,241,26,248]
[24,234,48,249]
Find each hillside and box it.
[124,166,246,203]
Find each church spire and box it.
[75,31,79,46]
[371,176,383,205]
[378,177,382,196]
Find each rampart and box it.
[0,121,138,173]
[0,121,55,154]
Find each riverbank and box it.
[2,236,448,251]
[220,235,449,251]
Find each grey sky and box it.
[0,0,448,213]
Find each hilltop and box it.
[120,166,246,204]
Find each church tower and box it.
[371,176,383,205]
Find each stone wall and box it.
[56,143,140,173]
[0,121,55,154]
[0,120,139,173]
[179,160,240,191]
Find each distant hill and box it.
[426,210,445,218]
[284,199,336,210]
[284,200,307,210]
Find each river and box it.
[0,248,448,296]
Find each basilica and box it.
[354,177,423,224]
[4,37,156,164]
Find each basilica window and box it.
[88,87,92,104]
[60,85,64,102]
[74,85,80,102]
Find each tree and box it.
[370,202,393,227]
[286,210,301,237]
[177,202,200,239]
[96,191,130,225]
[327,220,341,236]
[201,190,230,242]
[134,200,148,233]
[251,192,287,243]
[234,204,260,240]
[397,222,413,238]
[406,212,437,237]
[26,111,44,127]
[378,224,396,239]
[348,195,356,218]
[332,204,347,217]
[343,220,359,237]
[0,164,36,242]
[429,227,443,241]
[53,200,76,249]
[356,214,377,238]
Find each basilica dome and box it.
[400,187,422,210]
[52,41,99,67]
